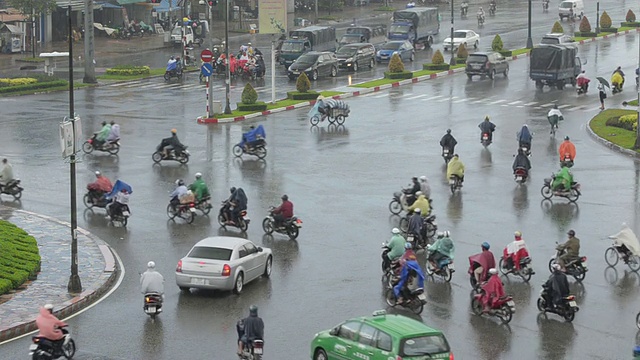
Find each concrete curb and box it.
[586,115,640,159]
[0,208,120,342]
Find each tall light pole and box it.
[449,0,455,65]
[83,0,96,83]
[67,2,81,294]
[224,0,231,114]
[526,0,533,49]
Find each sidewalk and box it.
[0,205,119,342]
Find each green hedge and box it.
[287,91,320,100]
[598,27,618,33]
[105,65,151,76]
[607,114,638,131]
[456,58,467,65]
[575,32,598,37]
[0,80,68,94]
[621,21,640,27]
[236,101,268,111]
[383,71,413,80]
[0,220,40,295]
[499,50,513,57]
[423,63,450,71]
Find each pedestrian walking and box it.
[598,82,607,110]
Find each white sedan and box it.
[443,30,480,52]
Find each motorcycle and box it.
[519,142,531,157]
[143,292,163,319]
[449,175,462,194]
[167,201,197,224]
[576,78,590,94]
[195,196,213,215]
[82,134,120,155]
[489,3,496,16]
[425,246,454,282]
[548,244,588,282]
[262,206,302,240]
[385,287,427,315]
[542,0,549,11]
[481,132,491,147]
[381,244,401,288]
[388,190,413,215]
[477,13,485,26]
[164,60,183,81]
[471,293,515,324]
[152,147,190,164]
[514,167,528,184]
[498,254,534,282]
[442,147,453,164]
[83,190,110,209]
[29,326,76,360]
[612,79,624,94]
[106,203,130,227]
[460,4,468,17]
[537,283,579,322]
[233,141,267,160]
[218,201,250,231]
[400,214,437,249]
[239,339,264,360]
[541,175,581,202]
[560,155,574,168]
[0,179,23,200]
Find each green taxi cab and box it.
[310,310,454,360]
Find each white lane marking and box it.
[108,80,143,87]
[423,95,444,101]
[541,102,556,107]
[523,101,538,106]
[407,94,428,100]
[557,104,572,109]
[565,106,581,111]
[136,83,167,89]
[437,96,455,102]
[488,99,506,105]
[452,98,468,103]
[508,100,522,105]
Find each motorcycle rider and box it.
[556,230,580,272]
[167,55,177,67]
[576,70,590,93]
[489,0,496,13]
[608,223,640,264]
[224,187,247,225]
[35,304,67,354]
[418,176,431,199]
[547,104,564,133]
[242,125,267,152]
[140,261,165,298]
[109,188,130,218]
[272,194,293,228]
[188,173,211,203]
[512,148,531,173]
[558,136,576,164]
[106,120,120,143]
[612,66,625,89]
[551,166,573,192]
[428,231,455,269]
[440,129,458,155]
[516,124,532,151]
[460,0,468,15]
[478,116,496,142]
[545,263,570,309]
[408,191,430,217]
[384,228,406,271]
[477,7,485,22]
[87,171,113,203]
[470,242,496,285]
[95,121,111,149]
[0,158,14,187]
[158,129,186,158]
[407,208,423,243]
[446,154,465,184]
[237,305,264,356]
[503,231,530,271]
[400,241,417,266]
[481,268,505,312]
[402,177,421,206]
[394,253,425,305]
[169,179,189,211]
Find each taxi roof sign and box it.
[372,310,387,317]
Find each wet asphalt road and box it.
[2,20,640,360]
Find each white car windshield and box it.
[336,47,357,56]
[281,41,304,52]
[381,43,401,50]
[559,1,573,7]
[453,31,468,38]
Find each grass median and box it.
[589,108,640,152]
[352,64,465,88]
[0,220,41,295]
[97,67,168,81]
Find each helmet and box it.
[419,176,427,181]
[523,124,528,128]
[101,121,107,126]
[564,135,570,140]
[453,154,459,158]
[175,179,184,186]
[553,104,559,109]
[170,55,175,60]
[446,129,452,134]
[488,268,498,275]
[281,194,288,201]
[94,171,101,177]
[436,231,444,238]
[415,191,423,197]
[552,263,562,271]
[249,305,258,315]
[514,231,522,238]
[147,261,156,269]
[392,228,400,234]
[404,242,413,249]
[317,95,325,100]
[44,304,54,311]
[171,128,177,134]
[195,172,202,179]
[110,120,115,125]
[230,187,236,193]
[442,230,450,237]
[567,229,576,237]
[484,115,490,121]
[248,42,252,46]
[414,208,421,214]
[481,242,490,250]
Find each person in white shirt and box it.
[109,188,130,217]
[0,158,14,186]
[140,261,165,297]
[107,121,120,142]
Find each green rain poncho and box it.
[551,167,573,191]
[430,236,455,260]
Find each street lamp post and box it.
[224,0,231,114]
[449,0,455,66]
[526,0,533,49]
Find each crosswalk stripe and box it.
[541,102,556,107]
[488,99,506,105]
[452,98,467,103]
[523,101,538,106]
[407,94,428,100]
[557,104,571,109]
[437,96,455,102]
[109,80,143,87]
[137,83,167,89]
[423,95,444,101]
[508,100,522,105]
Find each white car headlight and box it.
[305,67,313,72]
[345,57,353,62]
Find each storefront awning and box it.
[95,2,123,9]
[55,0,85,11]
[1,24,23,34]
[117,0,147,4]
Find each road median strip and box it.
[587,108,640,157]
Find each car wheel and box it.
[353,61,358,72]
[179,286,190,292]
[330,66,337,77]
[474,40,478,49]
[233,272,244,294]
[467,73,473,80]
[504,66,509,77]
[369,58,375,68]
[312,70,318,80]
[263,256,272,277]
[489,69,496,79]
[410,52,415,62]
[314,349,328,360]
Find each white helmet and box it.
[436,231,444,238]
[195,172,202,179]
[419,176,427,181]
[147,261,156,269]
[44,304,54,310]
[488,268,498,275]
[442,230,450,237]
[392,228,400,234]
[414,208,421,214]
[552,263,562,271]
[95,171,101,176]
[415,191,423,197]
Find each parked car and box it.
[375,40,415,63]
[558,0,584,20]
[335,43,376,71]
[175,236,272,294]
[310,310,454,360]
[540,33,574,44]
[288,51,339,80]
[442,29,480,52]
[465,51,509,79]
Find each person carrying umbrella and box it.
[596,76,610,110]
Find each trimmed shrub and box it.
[431,50,445,65]
[287,91,320,100]
[622,21,640,27]
[607,114,638,131]
[551,21,564,33]
[455,58,467,64]
[383,71,413,80]
[388,53,405,73]
[0,220,41,295]
[423,63,450,71]
[579,16,592,33]
[105,65,150,76]
[575,31,598,37]
[241,83,258,104]
[598,27,618,33]
[296,72,311,93]
[457,42,469,59]
[491,34,503,51]
[236,101,268,112]
[0,80,68,94]
[499,50,513,57]
[0,78,38,87]
[626,9,636,22]
[600,11,612,29]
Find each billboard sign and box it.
[258,0,287,35]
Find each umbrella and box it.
[106,180,132,200]
[596,76,610,89]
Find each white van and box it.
[559,0,584,21]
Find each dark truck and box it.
[279,26,337,69]
[338,25,386,49]
[388,7,439,47]
[530,44,582,90]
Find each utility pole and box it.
[224,0,231,114]
[449,0,454,66]
[83,0,96,83]
[526,0,532,49]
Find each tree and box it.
[431,50,444,65]
[626,9,636,22]
[8,0,56,58]
[551,21,564,33]
[491,34,503,51]
[456,42,469,59]
[600,11,612,29]
[579,16,592,33]
[388,53,405,73]
[241,83,258,104]
[296,72,311,93]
